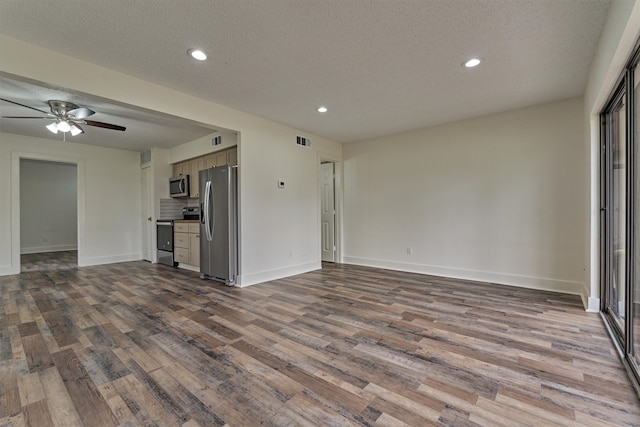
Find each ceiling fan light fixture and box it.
[56,120,71,133]
[46,122,59,134]
[69,123,83,136]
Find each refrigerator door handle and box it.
[210,181,216,241]
[204,180,213,241]
[204,180,212,242]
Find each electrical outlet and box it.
[407,247,413,255]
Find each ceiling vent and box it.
[296,136,311,147]
[212,135,222,146]
[140,150,151,165]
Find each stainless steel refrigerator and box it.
[199,165,238,285]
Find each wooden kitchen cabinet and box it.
[189,224,200,266]
[172,161,189,177]
[204,153,217,169]
[190,157,205,198]
[174,222,200,267]
[227,147,237,166]
[215,151,228,166]
[204,147,236,169]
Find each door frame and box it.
[599,39,640,395]
[10,151,85,274]
[141,164,153,262]
[318,153,343,265]
[601,76,630,342]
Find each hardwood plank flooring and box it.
[1,258,639,426]
[20,251,77,272]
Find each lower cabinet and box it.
[174,222,200,267]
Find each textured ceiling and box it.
[0,0,611,149]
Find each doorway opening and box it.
[19,159,78,272]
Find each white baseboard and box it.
[237,261,321,287]
[343,256,585,296]
[78,252,142,267]
[583,295,600,312]
[0,264,19,276]
[21,244,78,254]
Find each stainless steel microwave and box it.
[169,175,189,198]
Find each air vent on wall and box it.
[212,135,222,146]
[296,136,311,147]
[140,150,151,165]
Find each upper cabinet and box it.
[172,161,189,177]
[190,157,205,198]
[204,149,231,169]
[172,146,238,199]
[227,147,237,166]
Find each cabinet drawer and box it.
[188,223,200,234]
[174,232,189,248]
[174,223,189,233]
[174,247,189,263]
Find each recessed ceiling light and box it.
[317,106,328,113]
[463,57,483,68]
[188,48,207,61]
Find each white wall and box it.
[0,132,142,275]
[343,97,587,297]
[20,159,77,254]
[0,35,343,284]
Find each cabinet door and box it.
[172,163,183,177]
[227,147,237,166]
[189,232,200,267]
[190,158,204,198]
[204,153,216,169]
[215,151,228,167]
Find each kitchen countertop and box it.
[174,219,199,223]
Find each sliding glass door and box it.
[634,62,640,371]
[601,43,640,391]
[605,87,627,337]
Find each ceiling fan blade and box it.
[68,107,95,119]
[1,116,49,119]
[0,97,49,115]
[84,120,126,131]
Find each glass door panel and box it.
[634,69,640,366]
[610,93,627,333]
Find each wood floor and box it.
[1,256,639,426]
[20,251,77,272]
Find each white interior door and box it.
[142,165,153,261]
[321,162,336,262]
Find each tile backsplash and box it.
[159,198,198,219]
